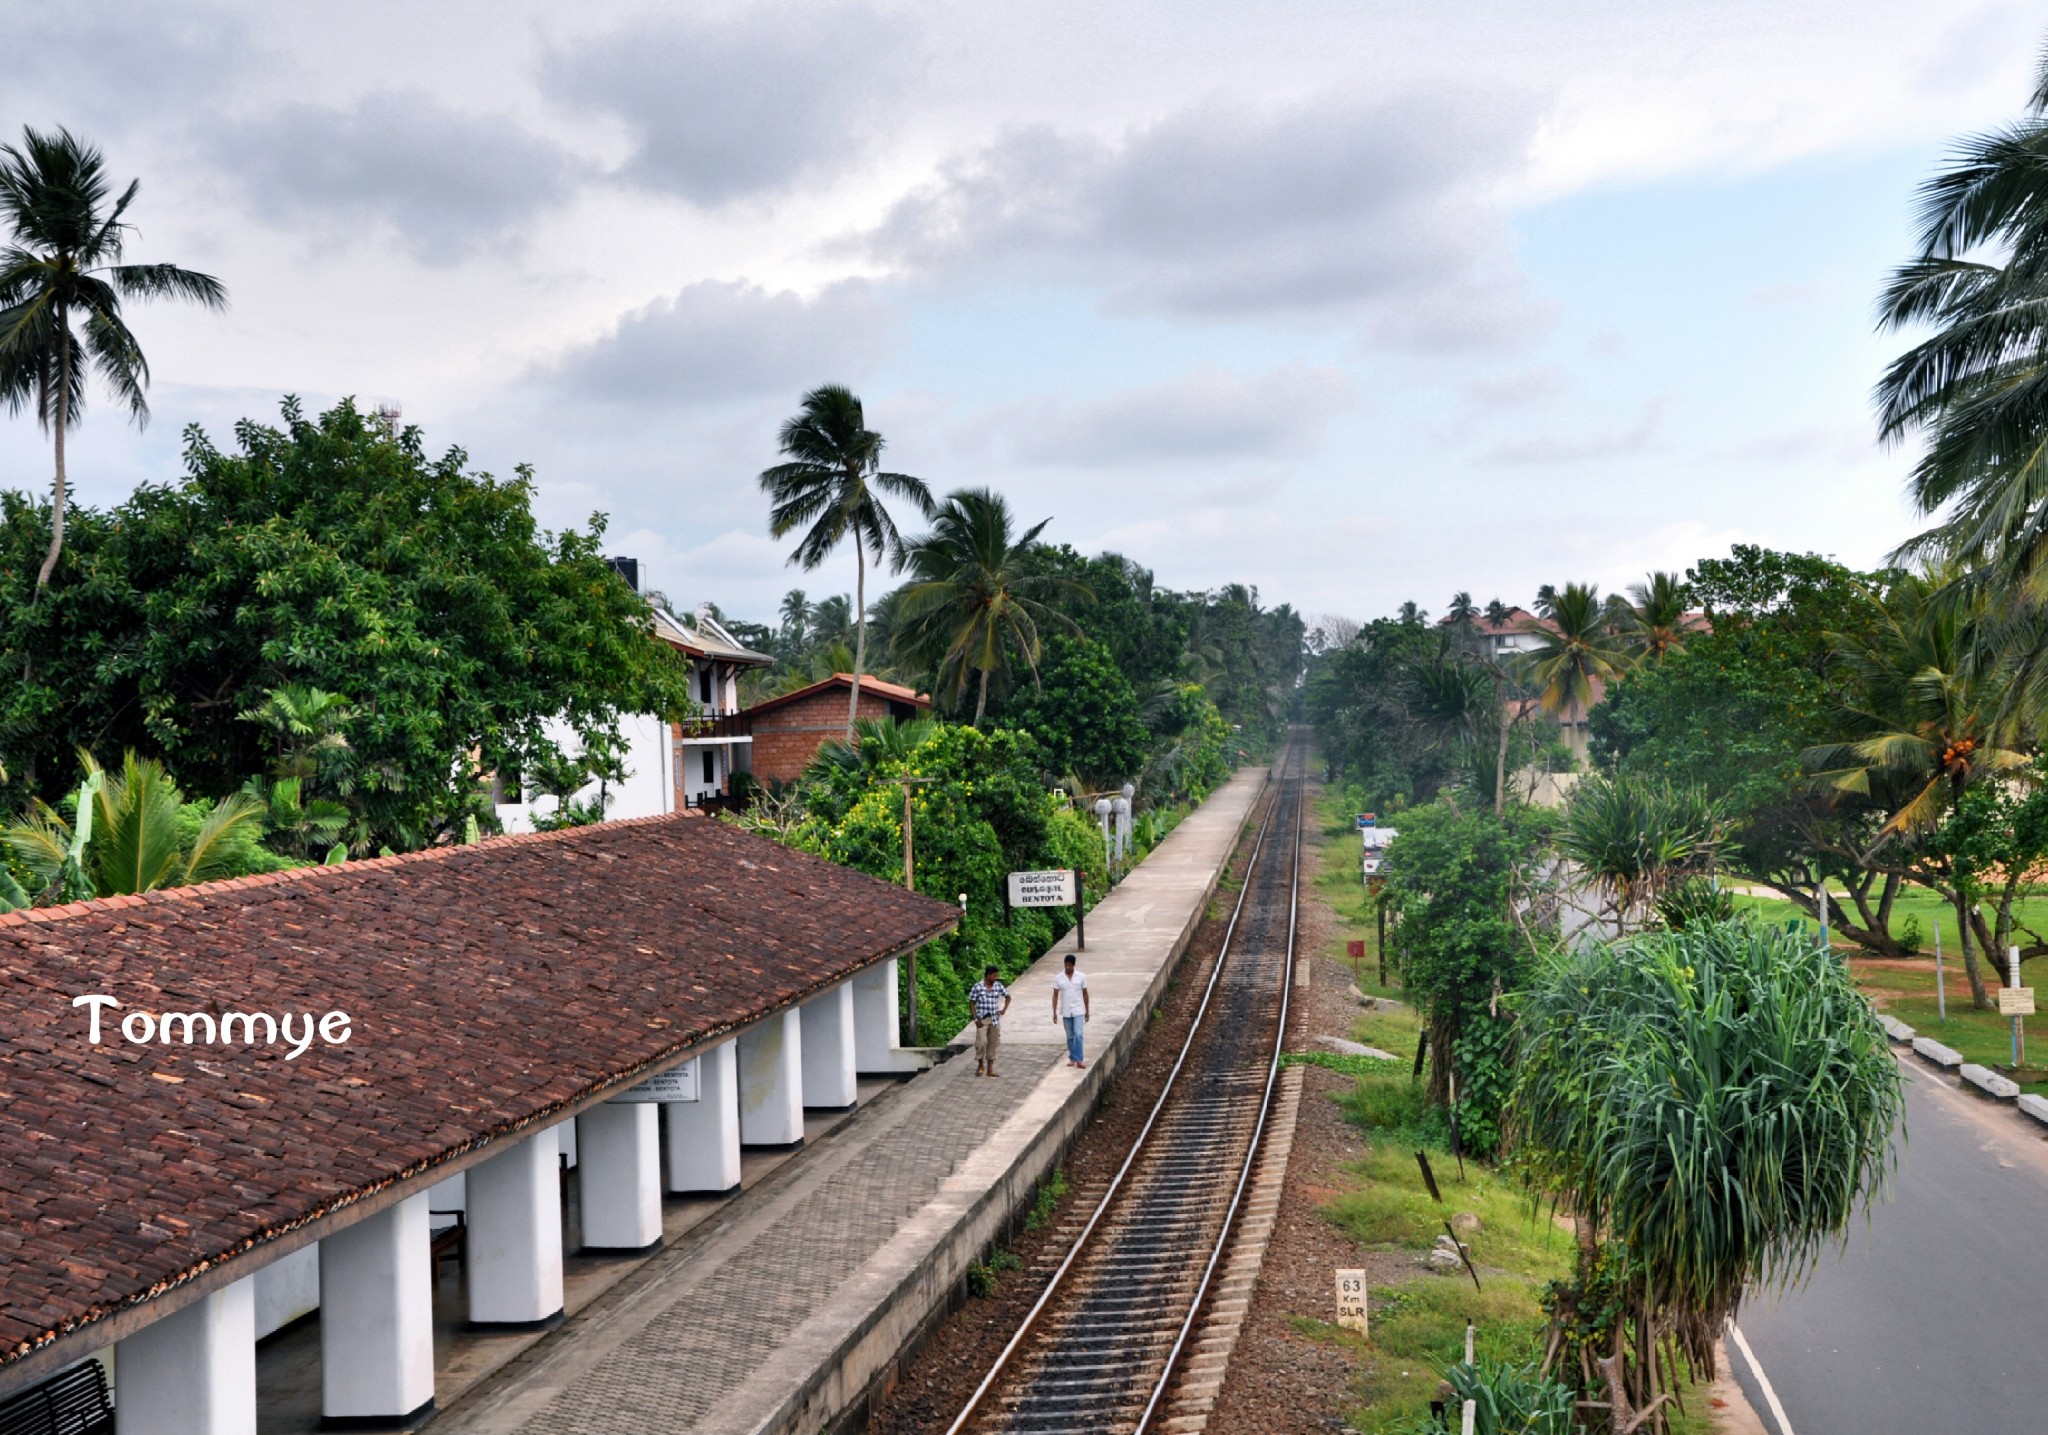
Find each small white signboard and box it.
[1008,868,1078,908]
[610,1056,700,1104]
[1335,1268,1367,1334]
[2000,986,2036,1017]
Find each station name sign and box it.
[1007,868,1078,908]
[610,1055,700,1103]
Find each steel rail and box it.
[942,740,1303,1435]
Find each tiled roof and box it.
[0,816,956,1373]
[743,673,932,719]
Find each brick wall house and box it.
[742,675,932,786]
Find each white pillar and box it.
[252,1244,320,1340]
[853,960,932,1073]
[665,1040,741,1194]
[800,984,858,1110]
[578,1103,663,1252]
[737,1009,804,1148]
[466,1131,564,1327]
[320,1193,434,1424]
[116,1276,255,1435]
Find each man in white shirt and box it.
[1051,953,1090,1068]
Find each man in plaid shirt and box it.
[969,965,1011,1077]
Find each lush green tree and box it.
[892,487,1082,723]
[1380,799,1557,1157]
[0,397,691,848]
[758,385,934,739]
[1613,571,1693,662]
[0,127,225,591]
[788,722,1105,1042]
[990,633,1150,789]
[1514,921,1900,1430]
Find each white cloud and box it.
[858,92,1547,347]
[1489,400,1664,466]
[542,5,922,205]
[972,366,1356,469]
[540,279,893,409]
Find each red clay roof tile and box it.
[0,814,955,1370]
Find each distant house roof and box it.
[743,673,932,720]
[654,605,774,668]
[0,816,956,1385]
[1441,606,1549,637]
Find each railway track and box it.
[944,740,1305,1435]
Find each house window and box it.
[699,667,714,704]
[702,750,716,785]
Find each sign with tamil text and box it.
[2000,987,2036,1017]
[1007,868,1078,908]
[610,1056,700,1103]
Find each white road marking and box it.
[1730,1322,1797,1435]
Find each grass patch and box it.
[1283,1050,1405,1080]
[1731,885,2048,955]
[1022,1169,1068,1232]
[1846,954,2048,1094]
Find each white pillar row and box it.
[578,1102,663,1253]
[852,961,929,1074]
[665,1041,741,1195]
[799,984,858,1111]
[115,1275,256,1435]
[320,1192,435,1425]
[737,1009,804,1148]
[465,1130,564,1328]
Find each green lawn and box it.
[1844,955,2048,1093]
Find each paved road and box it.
[1728,1057,2048,1434]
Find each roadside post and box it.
[896,775,936,1045]
[1346,939,1364,986]
[2004,944,2033,1066]
[1007,867,1084,951]
[1335,1269,1367,1335]
[1935,925,1947,1022]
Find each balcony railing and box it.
[676,712,752,740]
[686,790,748,816]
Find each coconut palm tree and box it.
[5,751,263,901]
[0,127,226,591]
[1614,571,1694,662]
[892,487,1083,724]
[1445,591,1479,629]
[1485,598,1513,627]
[1518,582,1628,718]
[1804,571,2027,1006]
[1395,600,1428,625]
[758,386,934,739]
[1874,54,2048,584]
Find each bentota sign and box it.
[1007,868,1078,907]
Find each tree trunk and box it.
[35,319,70,592]
[1959,889,1991,1010]
[974,665,989,725]
[1494,686,1511,817]
[847,542,865,742]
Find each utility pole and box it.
[897,775,935,1045]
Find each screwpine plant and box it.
[1511,919,1901,1432]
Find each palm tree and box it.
[1445,591,1479,628]
[1396,600,1428,625]
[5,751,263,901]
[892,487,1083,724]
[777,589,811,647]
[1518,582,1628,719]
[759,385,934,739]
[0,127,226,591]
[1485,598,1513,627]
[1873,54,2048,583]
[1615,571,1694,662]
[1804,571,2027,1007]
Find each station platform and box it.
[381,767,1264,1435]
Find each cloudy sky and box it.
[1,1,2036,628]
